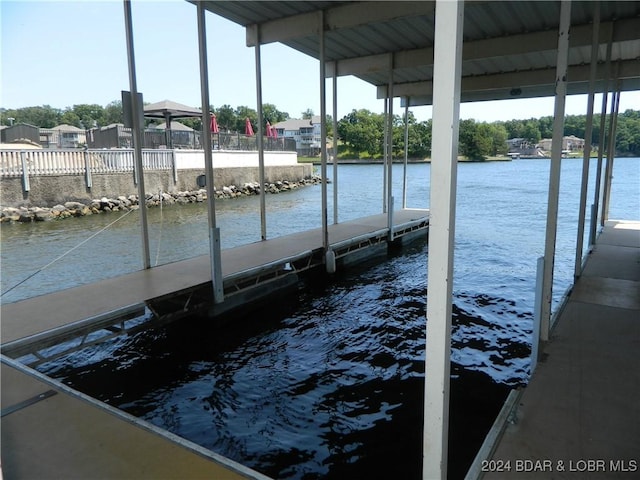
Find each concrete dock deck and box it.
[1,208,428,348]
[484,220,640,478]
[1,357,269,479]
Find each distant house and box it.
[39,124,87,148]
[539,135,585,152]
[273,116,322,156]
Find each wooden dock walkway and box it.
[1,208,428,479]
[483,220,640,478]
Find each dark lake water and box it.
[2,158,639,478]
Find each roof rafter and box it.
[246,1,434,47]
[327,17,639,78]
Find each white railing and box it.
[0,149,174,177]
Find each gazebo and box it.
[143,100,202,148]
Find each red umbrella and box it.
[272,125,278,138]
[245,117,254,136]
[266,121,273,138]
[210,114,219,133]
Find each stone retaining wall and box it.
[0,164,314,208]
[1,176,322,223]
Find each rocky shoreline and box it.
[1,177,323,224]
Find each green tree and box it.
[60,110,81,128]
[338,109,385,157]
[235,105,258,133]
[215,104,236,132]
[262,103,289,124]
[103,100,123,126]
[8,105,62,128]
[302,108,315,120]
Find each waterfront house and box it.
[273,116,322,156]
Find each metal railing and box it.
[86,125,296,152]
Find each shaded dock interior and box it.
[478,220,640,478]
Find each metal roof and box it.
[196,1,640,106]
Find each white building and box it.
[539,135,586,152]
[273,115,322,156]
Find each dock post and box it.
[254,24,267,241]
[123,0,150,270]
[386,61,394,233]
[333,61,339,225]
[531,256,545,374]
[574,2,600,279]
[196,2,224,303]
[383,93,388,214]
[319,11,329,256]
[403,99,409,209]
[540,0,571,342]
[590,25,613,240]
[601,87,620,225]
[423,1,463,478]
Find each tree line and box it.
[1,102,638,158]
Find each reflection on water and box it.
[42,238,523,479]
[6,158,639,478]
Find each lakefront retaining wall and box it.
[1,147,312,206]
[0,164,313,208]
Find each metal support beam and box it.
[332,62,339,225]
[319,11,329,254]
[602,85,621,224]
[574,2,600,278]
[383,94,388,213]
[326,17,639,78]
[590,25,613,245]
[540,0,571,342]
[247,1,432,47]
[423,1,464,478]
[196,2,223,303]
[253,24,267,241]
[123,0,150,270]
[387,64,395,236]
[403,99,409,208]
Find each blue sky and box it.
[1,0,638,123]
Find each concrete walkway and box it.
[485,220,640,478]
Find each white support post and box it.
[123,0,150,270]
[383,93,389,213]
[333,62,339,225]
[531,256,545,374]
[423,1,464,479]
[539,0,571,343]
[403,99,409,209]
[387,62,394,236]
[254,24,267,241]
[602,86,621,224]
[574,2,600,278]
[196,2,223,303]
[319,11,329,255]
[590,25,613,242]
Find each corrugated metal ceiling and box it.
[196,1,640,104]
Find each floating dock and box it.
[1,208,428,479]
[471,220,640,478]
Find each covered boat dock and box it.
[2,1,639,479]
